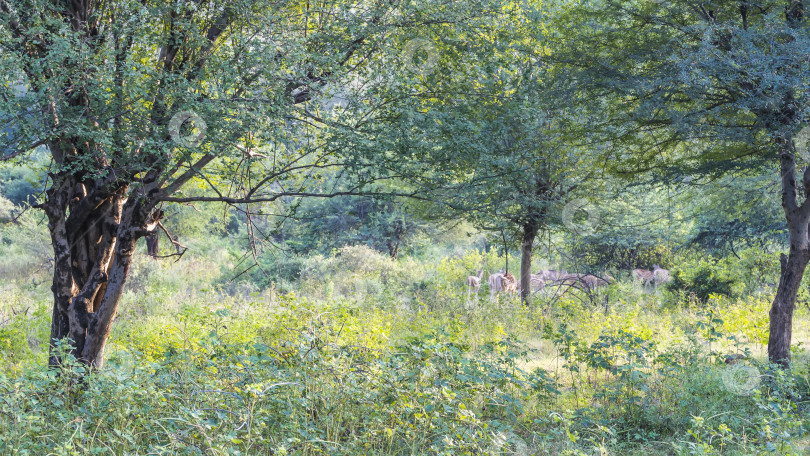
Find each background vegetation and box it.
[0,158,808,454]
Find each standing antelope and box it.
[466,269,484,298]
[632,268,654,288]
[591,273,615,288]
[557,273,583,287]
[488,271,505,299]
[652,265,671,288]
[559,273,613,290]
[502,273,518,294]
[529,274,546,292]
[488,271,518,299]
[536,269,567,284]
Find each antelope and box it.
[466,269,484,298]
[488,271,505,299]
[529,274,546,292]
[558,273,613,290]
[632,268,654,287]
[488,271,518,299]
[557,273,583,287]
[578,274,609,290]
[502,272,518,294]
[535,269,568,284]
[596,274,615,288]
[652,265,671,288]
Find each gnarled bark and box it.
[43,173,157,368]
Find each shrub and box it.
[0,195,13,221]
[666,266,735,303]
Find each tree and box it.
[319,0,612,303]
[558,0,810,365]
[688,174,786,254]
[345,56,602,303]
[0,0,492,367]
[562,180,682,271]
[447,88,598,304]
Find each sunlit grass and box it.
[0,243,809,454]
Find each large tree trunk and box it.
[767,129,810,367]
[768,248,810,367]
[519,221,539,304]
[41,174,155,369]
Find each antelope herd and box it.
[466,265,671,299]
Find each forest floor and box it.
[0,244,809,454]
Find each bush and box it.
[0,166,43,206]
[568,239,674,271]
[666,266,735,303]
[0,195,13,221]
[2,240,810,454]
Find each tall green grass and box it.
[0,227,809,454]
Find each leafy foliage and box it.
[278,196,433,257]
[667,268,736,304]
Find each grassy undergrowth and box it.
[1,244,809,454]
